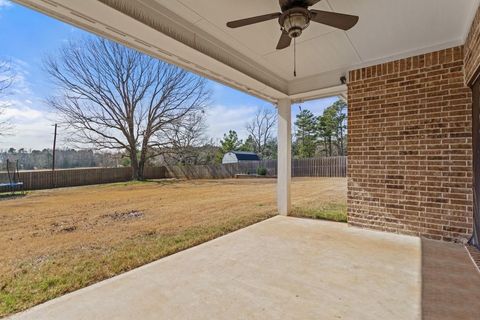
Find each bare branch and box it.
[245,107,276,157]
[45,37,210,179]
[150,110,207,164]
[0,59,15,136]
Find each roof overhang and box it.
[13,0,480,104]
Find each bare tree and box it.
[45,37,210,179]
[0,59,15,135]
[245,107,276,157]
[160,110,208,165]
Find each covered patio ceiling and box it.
[14,0,480,103]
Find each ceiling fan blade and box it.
[276,31,292,50]
[279,0,321,11]
[310,9,359,30]
[226,12,281,28]
[305,0,322,6]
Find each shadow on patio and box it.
[421,238,480,319]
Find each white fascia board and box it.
[13,0,289,103]
[290,85,347,103]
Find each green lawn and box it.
[291,203,347,222]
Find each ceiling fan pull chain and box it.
[294,37,297,77]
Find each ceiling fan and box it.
[226,0,359,77]
[226,0,359,50]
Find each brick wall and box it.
[465,4,480,85]
[347,46,473,242]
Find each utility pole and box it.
[52,124,57,171]
[52,124,57,187]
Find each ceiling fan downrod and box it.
[294,37,297,77]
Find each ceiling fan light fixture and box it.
[226,0,359,48]
[283,12,310,38]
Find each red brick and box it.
[347,45,473,243]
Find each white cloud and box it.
[0,0,11,12]
[0,57,63,150]
[1,102,270,150]
[10,60,32,96]
[2,102,43,121]
[0,100,58,150]
[3,102,268,150]
[0,58,32,97]
[205,104,259,142]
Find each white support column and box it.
[277,99,292,216]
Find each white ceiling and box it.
[13,0,480,102]
[154,0,478,80]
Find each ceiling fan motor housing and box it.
[279,8,310,38]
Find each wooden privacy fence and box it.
[0,167,166,191]
[0,157,345,191]
[292,156,347,177]
[164,156,347,179]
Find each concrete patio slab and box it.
[8,216,480,320]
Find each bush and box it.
[256,166,267,176]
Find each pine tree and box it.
[215,130,243,163]
[294,110,318,158]
[318,100,347,156]
[241,135,255,152]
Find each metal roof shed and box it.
[222,151,261,164]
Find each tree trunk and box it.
[339,128,344,156]
[138,160,145,180]
[130,149,141,180]
[137,142,149,181]
[328,137,332,156]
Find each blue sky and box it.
[0,0,338,150]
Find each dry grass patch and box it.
[0,178,346,316]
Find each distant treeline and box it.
[0,148,122,171]
[0,146,222,171]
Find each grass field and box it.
[0,177,346,316]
